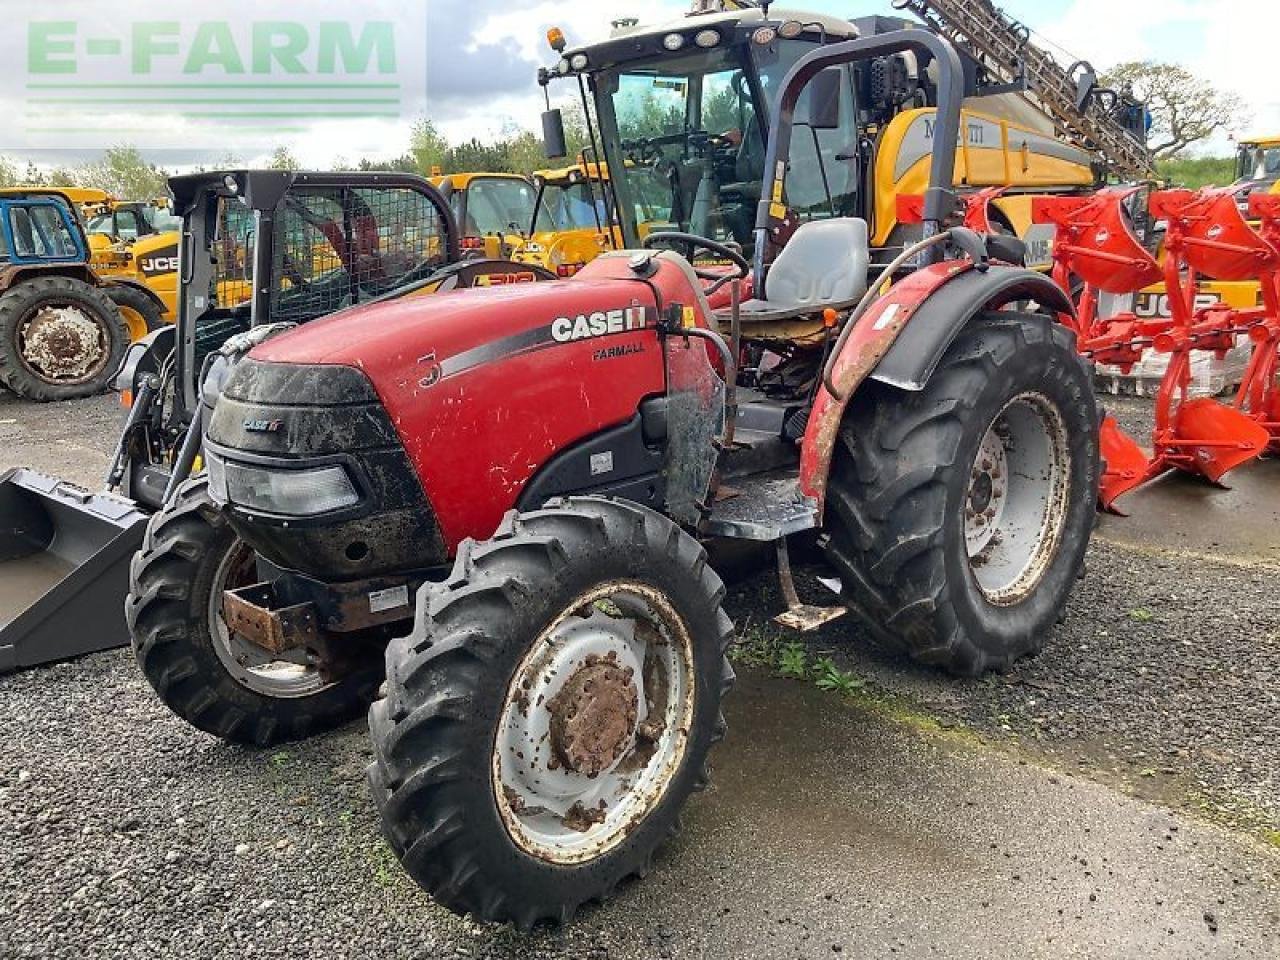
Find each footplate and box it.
[704,470,818,540]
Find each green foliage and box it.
[1101,61,1248,159]
[1157,155,1236,188]
[409,117,449,174]
[267,146,300,171]
[778,641,808,679]
[1129,607,1155,622]
[812,656,864,695]
[728,619,783,669]
[79,146,169,197]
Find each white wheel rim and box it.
[17,305,109,382]
[493,580,695,864]
[964,392,1071,605]
[208,541,332,698]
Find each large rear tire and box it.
[824,311,1098,676]
[368,497,734,929]
[127,476,382,745]
[0,276,129,401]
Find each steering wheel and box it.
[642,231,750,297]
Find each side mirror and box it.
[542,109,568,159]
[809,69,842,130]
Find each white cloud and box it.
[1030,0,1279,148]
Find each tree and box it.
[79,146,168,198]
[408,117,449,175]
[443,138,511,173]
[267,146,300,171]
[0,156,21,187]
[1101,61,1249,160]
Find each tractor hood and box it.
[250,270,656,388]
[228,256,674,549]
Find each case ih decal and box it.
[551,306,649,343]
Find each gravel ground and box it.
[1,389,1278,957]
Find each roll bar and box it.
[752,28,965,294]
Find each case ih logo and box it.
[243,418,283,433]
[551,307,648,343]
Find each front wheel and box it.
[127,476,382,745]
[368,497,735,929]
[824,311,1099,676]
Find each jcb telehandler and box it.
[127,15,1099,929]
[0,170,550,673]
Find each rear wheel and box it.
[105,284,165,341]
[824,311,1098,675]
[368,497,734,929]
[127,476,381,745]
[0,276,129,401]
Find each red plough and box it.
[1032,187,1275,510]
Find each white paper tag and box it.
[368,584,410,614]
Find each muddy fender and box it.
[870,266,1075,392]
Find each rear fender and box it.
[798,263,1075,512]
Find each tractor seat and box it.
[715,217,869,325]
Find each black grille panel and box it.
[207,358,446,580]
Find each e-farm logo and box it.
[6,2,427,150]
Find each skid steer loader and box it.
[129,16,1101,927]
[0,170,552,674]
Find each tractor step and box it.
[704,469,817,541]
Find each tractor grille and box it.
[206,358,447,581]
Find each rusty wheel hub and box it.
[547,654,639,777]
[493,584,695,865]
[19,306,107,383]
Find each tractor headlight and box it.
[661,32,685,51]
[207,454,360,516]
[205,452,229,504]
[569,52,589,71]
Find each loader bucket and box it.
[0,468,148,673]
[1171,398,1271,484]
[1098,416,1152,513]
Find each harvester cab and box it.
[1,169,547,675]
[129,11,1098,927]
[1234,136,1280,194]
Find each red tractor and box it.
[128,20,1098,928]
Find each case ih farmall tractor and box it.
[128,15,1098,928]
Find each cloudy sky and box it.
[7,0,1277,167]
[425,0,1277,155]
